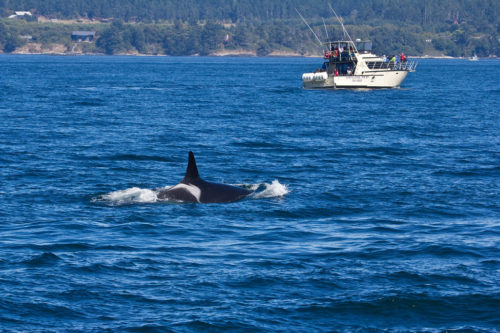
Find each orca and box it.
[157,151,253,203]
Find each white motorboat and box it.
[300,8,416,89]
[302,40,417,89]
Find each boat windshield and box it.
[327,41,351,51]
[356,41,372,53]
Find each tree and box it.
[200,21,224,54]
[3,34,22,52]
[232,23,253,48]
[256,40,271,56]
[0,0,498,56]
[0,21,6,48]
[131,26,146,53]
[96,23,125,54]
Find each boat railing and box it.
[367,60,417,71]
[395,60,418,71]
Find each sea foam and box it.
[252,180,289,199]
[99,187,158,205]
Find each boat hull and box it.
[303,71,408,89]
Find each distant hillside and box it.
[0,0,499,57]
[1,0,498,26]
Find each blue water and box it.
[0,55,499,332]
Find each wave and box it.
[71,100,105,107]
[107,154,175,162]
[433,165,500,177]
[9,243,136,252]
[78,153,175,162]
[96,187,159,205]
[93,180,289,205]
[77,87,98,91]
[290,294,500,329]
[110,86,168,91]
[172,319,258,331]
[250,179,289,199]
[23,252,61,266]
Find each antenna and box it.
[328,4,359,53]
[295,8,323,46]
[322,18,329,41]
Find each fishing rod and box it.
[295,8,323,46]
[322,18,329,40]
[328,3,359,53]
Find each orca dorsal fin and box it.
[182,151,200,182]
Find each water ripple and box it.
[0,56,498,332]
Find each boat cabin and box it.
[321,40,359,76]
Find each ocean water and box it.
[0,55,499,332]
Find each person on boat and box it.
[347,66,352,75]
[389,55,396,68]
[334,68,339,76]
[400,52,406,62]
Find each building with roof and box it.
[71,31,96,42]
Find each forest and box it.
[0,0,498,57]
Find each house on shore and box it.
[71,31,96,42]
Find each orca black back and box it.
[158,151,252,203]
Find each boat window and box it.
[356,41,372,53]
[367,61,390,70]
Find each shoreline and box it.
[3,54,496,60]
[1,48,497,60]
[4,51,322,58]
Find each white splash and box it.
[252,180,289,199]
[99,187,158,205]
